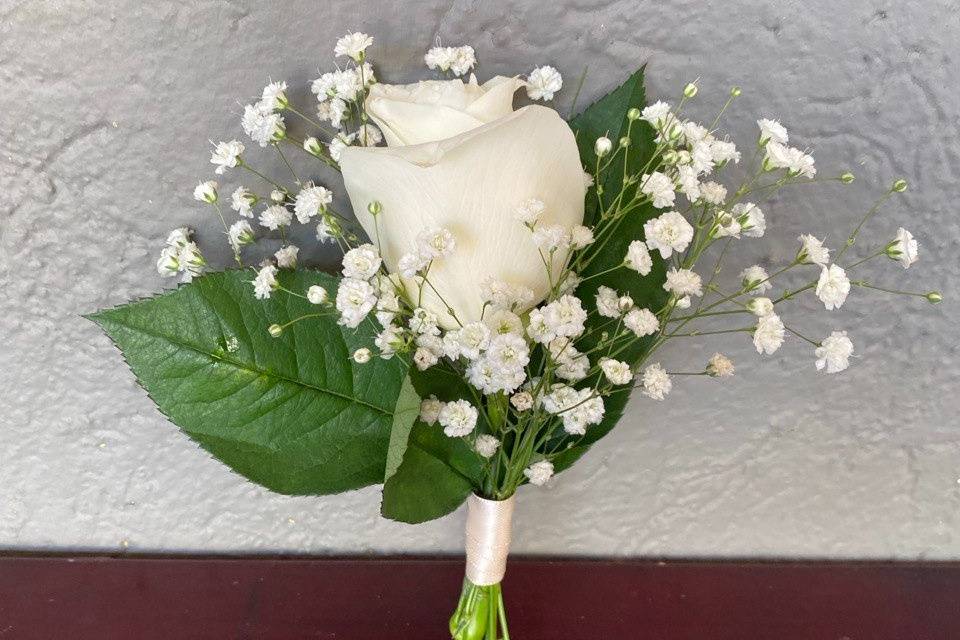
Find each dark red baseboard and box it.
[0,555,958,639]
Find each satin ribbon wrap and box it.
[464,494,515,586]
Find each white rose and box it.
[364,75,527,147]
[341,84,585,328]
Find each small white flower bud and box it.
[594,136,613,157]
[271,120,287,142]
[193,180,218,204]
[268,324,283,337]
[303,136,324,156]
[367,200,383,215]
[307,285,328,305]
[926,291,942,304]
[683,82,698,98]
[524,460,554,486]
[711,212,738,238]
[627,107,641,121]
[270,189,285,203]
[747,297,774,317]
[892,179,908,193]
[840,172,855,184]
[706,353,735,377]
[510,391,533,411]
[156,246,180,276]
[353,347,372,363]
[419,396,443,424]
[474,434,500,459]
[617,295,634,312]
[619,136,631,148]
[730,86,742,97]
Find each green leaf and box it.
[570,66,667,361]
[88,269,407,495]
[381,420,484,524]
[384,374,420,483]
[570,65,650,226]
[556,66,669,469]
[380,365,485,524]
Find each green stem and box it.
[238,160,286,191]
[774,282,815,304]
[784,324,820,346]
[274,143,301,185]
[842,247,886,270]
[498,585,510,640]
[577,263,624,284]
[285,104,337,137]
[667,327,753,338]
[485,584,497,640]
[835,190,895,261]
[275,312,336,331]
[851,280,930,298]
[667,308,750,323]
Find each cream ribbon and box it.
[464,494,515,586]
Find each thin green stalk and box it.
[498,586,510,640]
[842,247,886,270]
[285,104,337,137]
[274,143,301,185]
[666,327,753,338]
[667,308,750,323]
[784,324,820,347]
[851,281,931,299]
[238,160,286,191]
[835,190,896,261]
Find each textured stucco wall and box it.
[1,0,958,558]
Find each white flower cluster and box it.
[210,140,244,174]
[396,227,457,278]
[335,244,384,328]
[241,82,288,147]
[321,206,625,471]
[526,66,562,101]
[424,45,476,76]
[419,396,480,438]
[309,32,380,158]
[311,64,377,130]
[156,227,206,282]
[758,119,816,178]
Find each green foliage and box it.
[571,65,652,226]
[556,66,669,470]
[380,364,486,523]
[381,419,484,524]
[89,270,412,495]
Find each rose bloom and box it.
[340,76,585,328]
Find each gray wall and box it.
[1,0,958,558]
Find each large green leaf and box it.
[88,269,408,495]
[570,65,667,359]
[555,67,669,469]
[381,420,484,524]
[380,365,486,524]
[571,65,651,226]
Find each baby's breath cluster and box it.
[156,226,206,282]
